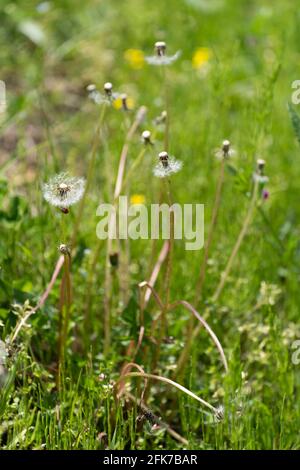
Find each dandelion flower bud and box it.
[142,130,153,145]
[104,82,113,96]
[155,41,166,57]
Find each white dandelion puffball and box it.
[43,173,85,208]
[153,156,183,178]
[145,51,181,66]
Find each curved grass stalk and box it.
[144,241,170,306]
[117,362,147,404]
[169,300,228,374]
[119,372,218,413]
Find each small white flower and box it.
[43,173,85,209]
[153,151,182,178]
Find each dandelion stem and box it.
[103,107,147,355]
[212,178,259,302]
[177,159,226,376]
[58,252,72,392]
[71,103,107,247]
[162,178,174,333]
[195,157,225,305]
[121,147,146,191]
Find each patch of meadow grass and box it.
[0,0,300,450]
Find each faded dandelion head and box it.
[215,139,235,160]
[154,110,167,126]
[43,173,85,210]
[141,130,153,145]
[214,405,225,422]
[59,244,70,255]
[146,41,180,66]
[153,151,182,178]
[87,82,118,105]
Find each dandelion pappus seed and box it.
[43,173,85,209]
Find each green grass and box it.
[1,0,300,450]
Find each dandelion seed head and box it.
[153,152,182,178]
[43,173,85,209]
[146,42,180,66]
[146,50,181,66]
[87,83,118,105]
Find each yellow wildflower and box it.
[124,49,145,69]
[192,47,212,69]
[113,95,135,111]
[130,194,146,205]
